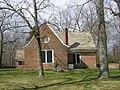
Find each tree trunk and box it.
[0,31,3,68]
[35,32,44,77]
[33,0,44,77]
[96,0,109,79]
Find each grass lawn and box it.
[0,68,120,90]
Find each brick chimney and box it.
[64,28,68,45]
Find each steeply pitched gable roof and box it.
[22,23,96,52]
[46,24,69,47]
[22,23,69,49]
[57,31,97,52]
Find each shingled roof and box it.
[57,32,97,53]
[15,50,24,61]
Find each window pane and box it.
[41,51,45,63]
[43,36,50,43]
[47,51,52,63]
[77,54,80,63]
[19,61,24,65]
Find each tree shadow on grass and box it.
[17,76,97,90]
[0,69,16,72]
[109,75,120,79]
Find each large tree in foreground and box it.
[96,0,109,79]
[0,0,51,77]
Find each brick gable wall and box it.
[21,24,68,70]
[40,24,68,69]
[24,39,39,69]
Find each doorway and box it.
[74,53,81,68]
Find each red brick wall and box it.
[16,62,25,69]
[68,54,74,63]
[18,24,68,70]
[40,24,68,69]
[81,52,96,68]
[68,52,96,68]
[24,39,39,70]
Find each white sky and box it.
[51,0,88,9]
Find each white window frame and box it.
[43,36,50,43]
[75,53,81,64]
[42,49,54,64]
[18,61,24,65]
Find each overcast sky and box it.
[51,0,88,9]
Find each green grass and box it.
[0,68,120,90]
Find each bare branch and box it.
[0,0,33,30]
[38,0,47,10]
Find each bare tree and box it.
[112,42,120,63]
[2,29,27,67]
[0,9,27,68]
[96,0,109,79]
[0,10,12,67]
[0,0,52,77]
[50,0,92,32]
